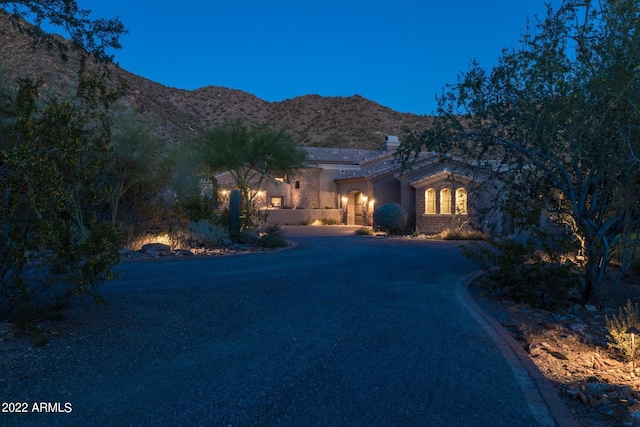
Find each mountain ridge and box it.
[0,11,433,149]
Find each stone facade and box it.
[290,168,321,209]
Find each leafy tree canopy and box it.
[191,119,307,225]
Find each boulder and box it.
[140,243,172,257]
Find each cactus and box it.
[229,189,241,242]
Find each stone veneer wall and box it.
[291,169,321,208]
[414,183,476,234]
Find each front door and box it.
[354,192,363,225]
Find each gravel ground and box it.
[1,233,543,426]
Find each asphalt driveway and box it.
[2,227,547,426]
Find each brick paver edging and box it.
[455,271,579,427]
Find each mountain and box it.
[0,12,433,149]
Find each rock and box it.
[175,249,194,256]
[597,404,615,416]
[119,248,138,258]
[540,342,553,350]
[542,321,564,331]
[566,388,580,400]
[585,304,598,312]
[579,391,588,404]
[549,350,570,360]
[141,243,172,257]
[570,323,587,332]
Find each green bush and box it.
[606,300,640,362]
[238,230,260,246]
[320,218,340,225]
[187,221,231,248]
[431,228,488,240]
[258,224,287,248]
[373,203,408,234]
[462,234,579,310]
[354,227,373,235]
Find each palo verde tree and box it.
[192,119,307,227]
[398,0,640,306]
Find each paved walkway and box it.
[0,228,574,426]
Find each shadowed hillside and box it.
[0,11,432,148]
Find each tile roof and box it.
[303,147,382,164]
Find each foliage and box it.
[229,189,241,243]
[166,144,215,222]
[191,119,306,227]
[354,227,373,235]
[462,234,579,310]
[373,203,408,234]
[306,218,340,225]
[430,228,487,240]
[186,220,230,248]
[257,224,287,248]
[606,301,640,363]
[0,76,121,320]
[105,103,165,224]
[1,0,127,62]
[399,0,640,305]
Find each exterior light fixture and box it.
[627,326,640,372]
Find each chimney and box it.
[382,135,400,151]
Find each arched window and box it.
[294,181,300,189]
[425,188,436,214]
[440,188,451,214]
[456,188,468,214]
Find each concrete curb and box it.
[455,271,579,427]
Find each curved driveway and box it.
[3,226,551,426]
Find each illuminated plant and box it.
[606,300,640,363]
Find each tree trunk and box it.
[582,235,601,306]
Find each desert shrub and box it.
[432,228,488,240]
[307,218,341,226]
[373,203,408,234]
[257,224,287,248]
[320,218,340,225]
[606,301,640,362]
[462,234,579,310]
[187,221,231,248]
[354,227,373,235]
[238,230,260,246]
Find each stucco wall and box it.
[265,209,343,225]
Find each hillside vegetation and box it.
[0,11,432,149]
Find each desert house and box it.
[215,136,509,234]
